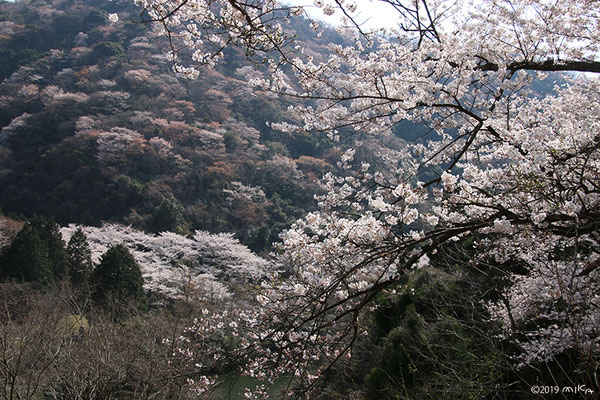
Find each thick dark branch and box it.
[227,0,257,29]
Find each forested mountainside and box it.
[1,0,598,399]
[0,0,406,252]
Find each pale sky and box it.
[0,0,402,30]
[286,0,402,31]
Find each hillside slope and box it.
[0,0,349,251]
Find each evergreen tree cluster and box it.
[0,217,147,313]
[0,217,70,285]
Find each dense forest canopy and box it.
[0,0,379,253]
[0,0,599,398]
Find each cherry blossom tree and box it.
[61,224,270,299]
[134,0,600,395]
[0,113,32,144]
[133,0,305,75]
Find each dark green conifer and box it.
[66,228,93,286]
[0,225,54,285]
[30,217,69,281]
[92,244,147,315]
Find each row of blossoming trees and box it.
[0,217,148,313]
[128,0,600,397]
[0,213,280,398]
